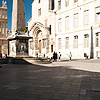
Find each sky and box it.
[0,0,34,30]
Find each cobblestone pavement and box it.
[0,59,100,100]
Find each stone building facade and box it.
[55,0,100,59]
[28,0,100,59]
[28,0,56,57]
[0,1,8,55]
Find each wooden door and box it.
[51,45,53,52]
[39,40,42,53]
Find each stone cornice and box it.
[0,38,7,40]
[27,18,32,23]
[0,18,8,21]
[0,7,7,10]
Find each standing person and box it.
[69,52,72,61]
[55,52,57,61]
[58,52,61,61]
[2,53,5,58]
[97,52,99,59]
[44,53,45,57]
[53,51,56,61]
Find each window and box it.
[58,0,61,10]
[49,25,51,35]
[65,16,69,29]
[74,13,78,27]
[84,34,89,48]
[58,38,61,49]
[51,45,53,52]
[95,7,100,23]
[74,0,78,3]
[96,33,100,47]
[2,10,4,18]
[65,0,69,7]
[38,8,41,16]
[84,10,89,25]
[58,18,62,31]
[4,10,7,18]
[65,37,69,49]
[2,22,4,34]
[74,35,78,48]
[49,0,54,10]
[38,0,40,3]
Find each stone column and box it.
[35,37,38,50]
[46,34,49,53]
[12,0,26,33]
[35,37,39,55]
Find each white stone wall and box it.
[55,0,100,59]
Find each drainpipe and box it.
[90,26,94,59]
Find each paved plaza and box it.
[0,59,100,100]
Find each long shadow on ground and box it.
[0,60,100,100]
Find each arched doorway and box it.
[35,30,43,54]
[29,22,50,57]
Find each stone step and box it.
[23,57,51,64]
[0,57,51,64]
